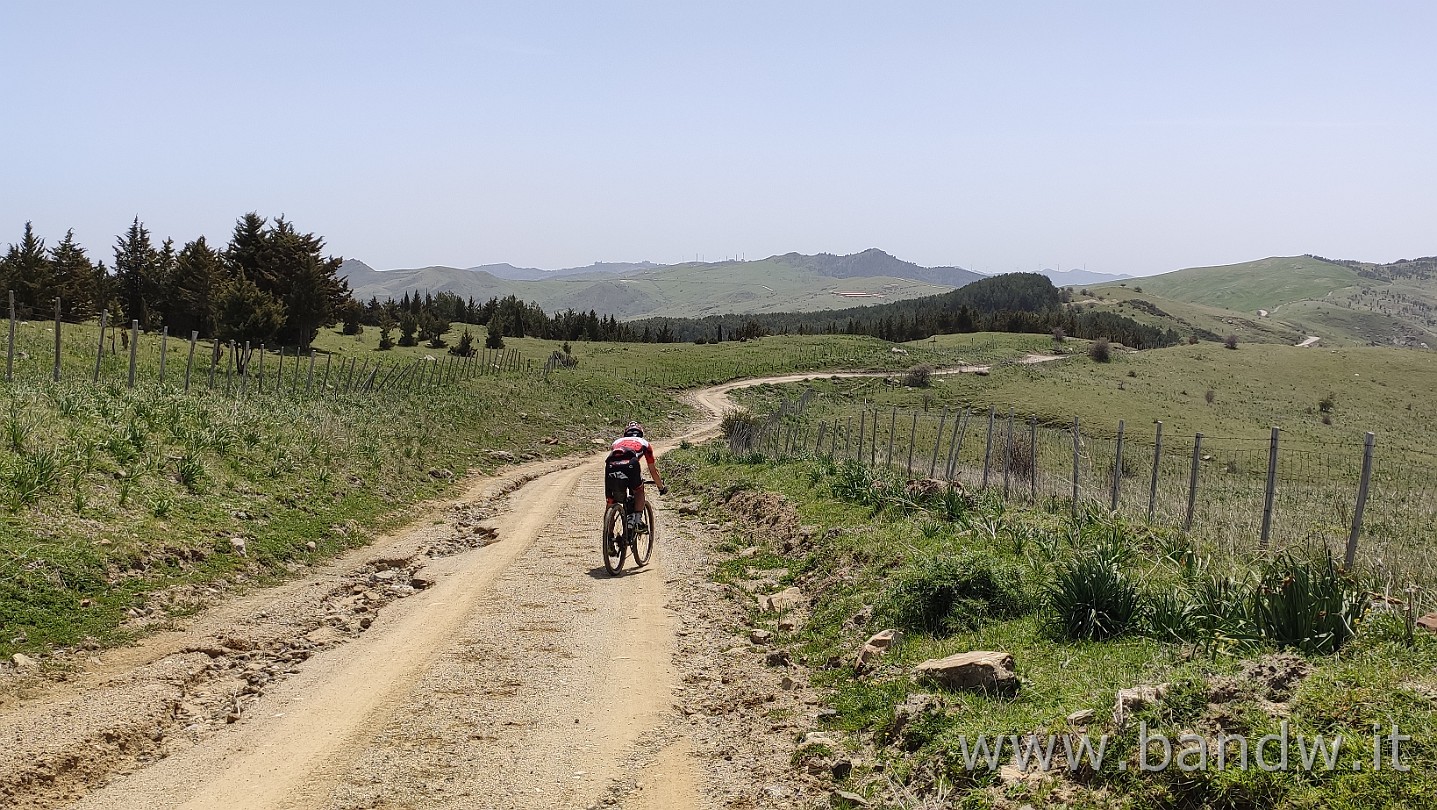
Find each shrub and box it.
[1205,389,1216,405]
[1253,550,1365,654]
[1088,338,1111,363]
[1223,334,1239,350]
[880,553,1031,636]
[1318,392,1337,414]
[1047,545,1143,640]
[1003,436,1034,481]
[902,365,933,388]
[720,411,763,454]
[448,329,476,357]
[1051,327,1065,343]
[1187,334,1200,345]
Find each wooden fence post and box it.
[1185,433,1203,531]
[1148,421,1163,521]
[857,410,866,464]
[870,408,879,467]
[981,406,996,489]
[322,353,333,392]
[1072,416,1081,515]
[224,342,234,394]
[1111,419,1125,511]
[947,406,969,480]
[184,331,198,392]
[1002,408,1015,499]
[52,298,62,382]
[930,409,948,478]
[207,340,219,389]
[1260,426,1280,548]
[906,410,918,472]
[1029,416,1038,502]
[262,345,273,392]
[6,290,14,382]
[239,341,250,396]
[127,320,139,388]
[845,416,853,460]
[158,326,169,385]
[94,310,108,383]
[886,406,898,469]
[307,351,316,394]
[1343,432,1377,570]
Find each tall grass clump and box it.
[879,553,1031,636]
[1047,543,1144,640]
[1253,550,1365,654]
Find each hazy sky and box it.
[3,2,1433,276]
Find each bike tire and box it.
[631,502,655,566]
[601,503,627,575]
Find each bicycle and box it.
[602,479,657,576]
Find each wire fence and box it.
[730,391,1437,588]
[2,294,529,399]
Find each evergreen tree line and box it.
[0,214,351,350]
[354,292,662,344]
[366,273,1177,350]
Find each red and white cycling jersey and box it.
[611,436,655,465]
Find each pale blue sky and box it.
[3,2,1433,276]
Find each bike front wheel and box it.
[631,502,656,566]
[602,503,627,575]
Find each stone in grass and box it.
[1067,708,1096,725]
[749,629,773,645]
[1113,683,1169,727]
[11,653,39,670]
[913,651,1018,695]
[1417,613,1437,633]
[758,587,804,613]
[854,629,902,674]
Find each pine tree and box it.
[50,230,100,318]
[448,328,475,357]
[1,222,54,318]
[171,237,224,337]
[485,316,505,349]
[113,217,159,329]
[214,275,285,346]
[397,311,418,346]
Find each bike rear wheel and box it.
[601,503,627,575]
[631,502,656,566]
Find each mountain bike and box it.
[602,480,657,576]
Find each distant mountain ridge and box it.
[338,249,980,320]
[1036,268,1132,286]
[769,248,984,287]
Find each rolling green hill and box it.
[1095,255,1437,348]
[1135,256,1363,313]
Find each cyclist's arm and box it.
[644,454,667,493]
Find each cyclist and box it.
[605,421,668,532]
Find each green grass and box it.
[0,324,1033,660]
[727,338,1437,585]
[1134,256,1365,315]
[671,448,1437,809]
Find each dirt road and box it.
[0,373,836,810]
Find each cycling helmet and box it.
[623,421,645,438]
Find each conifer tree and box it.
[113,217,159,328]
[171,237,224,337]
[1,222,53,317]
[50,229,101,318]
